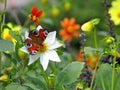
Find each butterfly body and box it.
[25,28,48,55]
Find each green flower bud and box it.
[42,0,48,6]
[64,2,71,12]
[48,74,55,88]
[18,49,27,61]
[52,7,59,17]
[81,21,94,32]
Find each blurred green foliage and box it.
[4,0,120,50]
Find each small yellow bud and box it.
[0,75,9,82]
[81,22,94,32]
[106,37,115,44]
[52,7,59,17]
[64,2,71,12]
[42,0,48,6]
[48,74,55,88]
[76,83,83,90]
[18,49,27,61]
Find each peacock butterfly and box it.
[25,28,48,55]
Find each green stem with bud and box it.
[93,28,98,49]
[90,53,104,90]
[0,22,1,73]
[0,0,7,73]
[38,63,50,89]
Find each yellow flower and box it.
[3,29,16,45]
[112,0,120,8]
[0,74,9,82]
[109,7,120,25]
[2,23,21,45]
[109,0,120,25]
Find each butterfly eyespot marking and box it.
[26,43,32,48]
[43,30,48,36]
[33,30,39,36]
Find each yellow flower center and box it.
[67,26,73,33]
[39,43,48,52]
[117,12,120,18]
[5,35,13,40]
[32,15,37,21]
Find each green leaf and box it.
[0,39,14,52]
[0,14,2,22]
[55,62,85,89]
[42,18,53,25]
[26,76,48,90]
[84,47,103,54]
[17,86,27,90]
[24,83,40,90]
[90,18,100,25]
[2,24,12,30]
[5,83,27,90]
[84,47,97,54]
[0,11,6,22]
[95,64,120,90]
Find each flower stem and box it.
[0,52,1,73]
[2,0,7,26]
[0,0,7,73]
[65,41,75,61]
[38,63,50,88]
[92,83,96,90]
[111,55,116,90]
[93,28,98,50]
[0,22,1,73]
[90,53,104,90]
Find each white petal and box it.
[47,50,61,62]
[48,39,63,50]
[20,46,29,53]
[44,31,56,46]
[40,53,49,71]
[28,54,40,65]
[25,31,29,39]
[37,25,43,31]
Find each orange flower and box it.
[77,52,84,62]
[86,54,98,69]
[59,18,80,42]
[30,6,43,25]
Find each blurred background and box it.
[0,0,119,52]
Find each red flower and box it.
[86,54,98,69]
[30,6,43,25]
[77,52,84,62]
